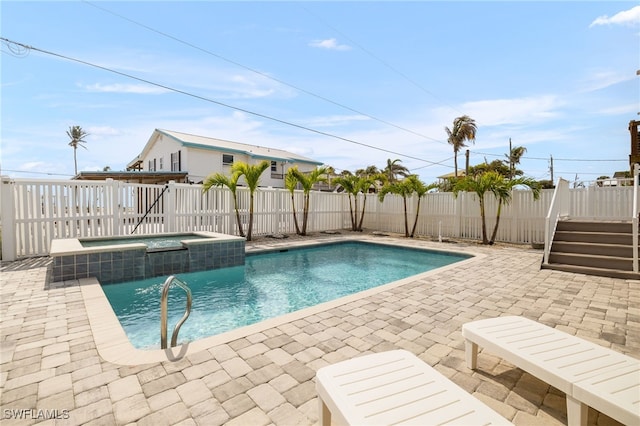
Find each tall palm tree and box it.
[231,160,270,241]
[288,166,328,235]
[445,115,477,178]
[505,143,527,180]
[66,125,89,175]
[383,158,410,183]
[202,171,245,237]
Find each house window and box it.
[271,161,277,172]
[148,159,156,172]
[222,154,234,166]
[170,151,181,171]
[159,157,164,170]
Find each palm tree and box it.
[407,176,438,238]
[202,171,245,237]
[231,160,270,241]
[383,158,410,183]
[378,178,415,237]
[284,170,302,235]
[453,171,505,244]
[505,143,527,180]
[453,171,540,244]
[488,176,540,244]
[445,115,477,178]
[66,125,89,175]
[333,174,359,231]
[288,166,328,235]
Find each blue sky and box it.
[1,1,638,184]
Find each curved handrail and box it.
[160,275,192,349]
[544,178,570,264]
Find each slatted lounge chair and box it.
[462,316,640,426]
[315,349,512,425]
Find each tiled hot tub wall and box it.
[51,234,245,284]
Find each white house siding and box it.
[132,129,323,188]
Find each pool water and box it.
[101,242,470,349]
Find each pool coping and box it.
[80,236,485,365]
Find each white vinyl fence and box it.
[1,176,635,260]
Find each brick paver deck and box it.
[1,233,638,425]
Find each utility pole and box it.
[549,155,554,184]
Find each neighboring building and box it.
[629,120,640,174]
[126,129,324,187]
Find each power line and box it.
[81,0,447,146]
[470,150,627,163]
[0,37,450,169]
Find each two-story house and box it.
[126,129,324,187]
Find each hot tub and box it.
[50,231,245,284]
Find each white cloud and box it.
[81,83,169,94]
[577,70,636,92]
[590,5,640,27]
[309,38,351,51]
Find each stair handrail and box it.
[160,275,192,349]
[544,178,570,265]
[633,164,639,273]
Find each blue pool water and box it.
[101,242,470,349]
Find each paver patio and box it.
[1,233,638,425]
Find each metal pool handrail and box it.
[160,275,192,349]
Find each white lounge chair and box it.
[315,349,512,425]
[462,316,640,426]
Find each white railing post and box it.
[166,181,176,233]
[544,178,570,264]
[632,164,638,273]
[1,176,17,261]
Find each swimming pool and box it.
[101,241,470,349]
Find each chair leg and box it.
[465,340,478,369]
[318,397,331,426]
[566,395,587,426]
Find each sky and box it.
[1,1,639,185]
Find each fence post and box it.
[107,179,121,236]
[167,181,176,233]
[1,176,17,261]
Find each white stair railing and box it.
[544,178,570,265]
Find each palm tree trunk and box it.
[357,196,367,231]
[247,193,254,241]
[232,194,245,237]
[301,194,310,236]
[489,200,503,244]
[351,196,358,231]
[73,147,78,175]
[345,195,355,231]
[410,197,422,238]
[479,196,489,244]
[290,194,301,235]
[453,151,458,178]
[402,196,409,237]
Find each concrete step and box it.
[556,220,631,234]
[550,241,632,258]
[541,262,640,280]
[553,231,633,245]
[548,252,632,271]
